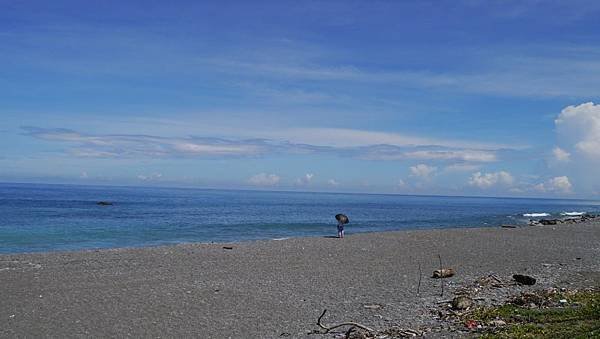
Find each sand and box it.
[1,222,599,338]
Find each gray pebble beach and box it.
[1,222,599,338]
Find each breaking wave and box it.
[523,213,550,217]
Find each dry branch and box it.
[438,254,444,297]
[317,309,374,333]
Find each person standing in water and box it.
[335,214,349,238]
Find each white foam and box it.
[523,213,550,217]
[272,237,290,241]
[561,212,585,216]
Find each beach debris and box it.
[510,292,547,307]
[432,268,455,278]
[316,309,374,334]
[465,319,478,330]
[222,246,233,250]
[380,327,423,337]
[335,214,350,224]
[513,274,536,285]
[96,201,113,206]
[363,304,382,310]
[451,296,474,310]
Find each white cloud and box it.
[468,171,514,189]
[552,147,571,162]
[295,173,314,185]
[410,164,437,179]
[404,150,496,162]
[555,102,600,159]
[248,173,280,186]
[397,179,407,188]
[443,163,481,172]
[137,173,163,181]
[280,127,510,150]
[534,176,573,194]
[327,179,340,186]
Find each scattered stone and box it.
[363,304,382,309]
[451,296,473,310]
[513,274,536,285]
[539,219,558,225]
[222,246,233,250]
[433,268,455,278]
[559,299,567,304]
[488,319,506,327]
[501,224,517,228]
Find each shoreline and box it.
[1,216,594,256]
[2,221,599,338]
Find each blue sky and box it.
[2,0,600,197]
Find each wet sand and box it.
[1,222,599,338]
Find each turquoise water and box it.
[1,183,599,253]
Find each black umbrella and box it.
[335,214,349,224]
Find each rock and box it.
[363,304,381,309]
[432,268,455,278]
[451,296,474,310]
[222,246,233,250]
[488,319,506,326]
[347,328,370,339]
[501,224,517,228]
[513,274,536,285]
[539,219,558,225]
[96,201,113,206]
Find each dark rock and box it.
[96,201,113,206]
[539,219,558,225]
[513,274,536,285]
[451,296,473,310]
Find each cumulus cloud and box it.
[555,102,600,159]
[533,176,573,194]
[248,173,280,186]
[552,147,571,162]
[468,171,514,189]
[410,164,437,179]
[295,173,314,185]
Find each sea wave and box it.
[523,213,550,217]
[561,212,585,216]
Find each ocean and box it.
[1,183,599,254]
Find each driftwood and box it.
[317,309,374,333]
[432,268,455,278]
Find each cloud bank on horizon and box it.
[1,1,600,197]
